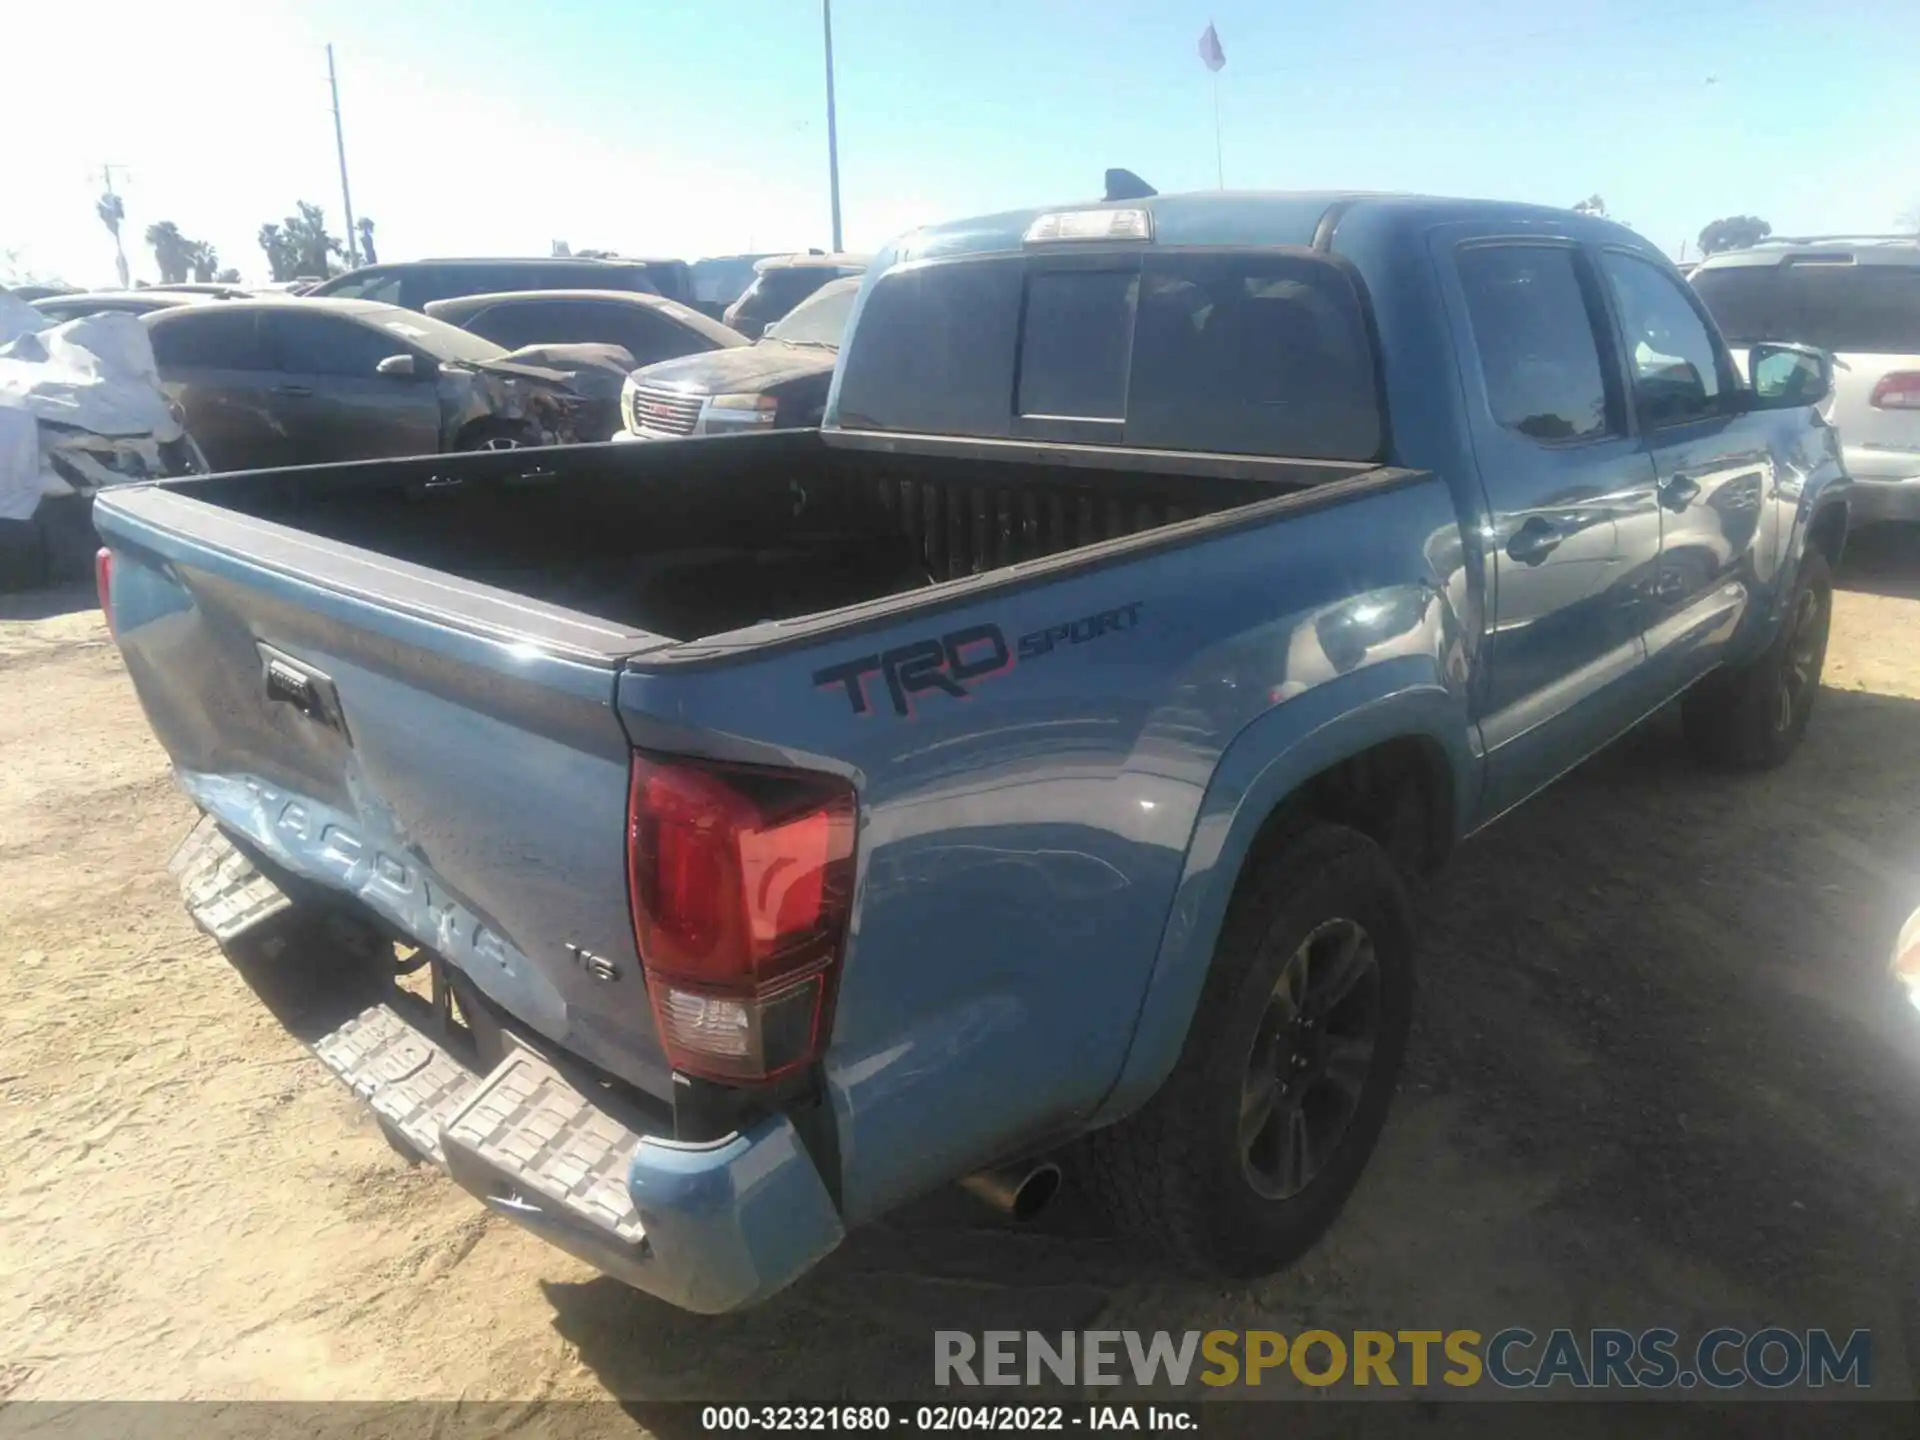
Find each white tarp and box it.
[0,300,182,521]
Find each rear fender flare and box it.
[1090,660,1478,1126]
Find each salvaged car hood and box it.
[630,340,835,396]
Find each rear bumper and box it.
[175,818,845,1314]
[1842,446,1920,524]
[316,1004,846,1314]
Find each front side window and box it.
[1601,250,1725,427]
[1456,244,1616,443]
[269,313,412,378]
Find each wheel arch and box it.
[1805,495,1848,575]
[1090,669,1475,1127]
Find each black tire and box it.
[1081,823,1414,1276]
[1681,548,1832,771]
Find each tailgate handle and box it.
[258,644,348,737]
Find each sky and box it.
[4,0,1915,290]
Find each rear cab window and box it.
[835,248,1383,460]
[1693,258,1920,355]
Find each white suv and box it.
[1692,237,1920,523]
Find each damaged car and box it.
[0,293,206,590]
[144,298,594,471]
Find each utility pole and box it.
[823,0,844,253]
[327,44,360,269]
[99,164,130,289]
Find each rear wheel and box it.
[456,420,537,452]
[1682,548,1832,771]
[1081,823,1414,1276]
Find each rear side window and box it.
[148,310,272,371]
[836,249,1382,459]
[460,302,561,349]
[468,300,694,361]
[321,268,403,305]
[1456,245,1616,443]
[1695,261,1920,355]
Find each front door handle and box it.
[1506,516,1565,566]
[1659,474,1702,511]
[273,383,315,398]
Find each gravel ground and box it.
[5,528,1920,1429]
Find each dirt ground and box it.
[8,530,1920,1424]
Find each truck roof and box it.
[887,189,1656,266]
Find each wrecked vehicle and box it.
[144,298,594,470]
[424,291,746,441]
[0,293,205,589]
[96,191,1848,1312]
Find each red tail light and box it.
[94,547,115,637]
[1870,372,1920,410]
[627,752,857,1083]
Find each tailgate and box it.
[96,483,676,1098]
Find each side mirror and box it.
[1748,342,1831,410]
[376,353,434,380]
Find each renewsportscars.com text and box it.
[934,1328,1872,1391]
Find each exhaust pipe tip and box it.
[959,1161,1063,1222]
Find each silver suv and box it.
[1691,236,1920,523]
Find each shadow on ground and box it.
[531,683,1920,1411]
[1837,524,1920,601]
[0,581,97,622]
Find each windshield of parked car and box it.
[1693,260,1920,354]
[360,304,507,364]
[693,256,773,306]
[762,277,860,348]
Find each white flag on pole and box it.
[1198,22,1226,72]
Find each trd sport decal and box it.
[813,601,1144,717]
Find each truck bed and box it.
[169,428,1367,648]
[93,424,1417,1118]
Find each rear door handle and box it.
[1506,516,1565,566]
[273,384,315,398]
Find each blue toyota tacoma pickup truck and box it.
[95,191,1848,1314]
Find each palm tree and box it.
[257,223,297,282]
[97,192,129,288]
[356,217,377,266]
[144,221,193,285]
[185,241,219,284]
[283,202,343,278]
